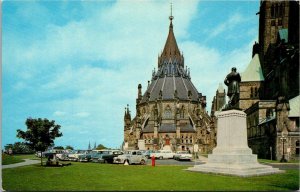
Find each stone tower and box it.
[258,1,299,80]
[211,83,226,117]
[123,11,214,153]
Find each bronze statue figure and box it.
[224,67,241,109]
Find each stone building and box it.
[235,0,299,161]
[210,83,226,117]
[123,13,215,153]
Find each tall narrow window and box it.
[275,4,279,17]
[296,141,299,155]
[180,106,185,118]
[271,5,275,18]
[255,87,258,97]
[164,106,172,119]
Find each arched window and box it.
[164,106,172,119]
[250,87,253,98]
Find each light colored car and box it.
[150,150,175,159]
[173,151,192,161]
[113,150,147,165]
[67,150,88,161]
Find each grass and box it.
[15,154,39,160]
[3,162,299,191]
[2,154,39,165]
[2,154,25,165]
[258,158,300,164]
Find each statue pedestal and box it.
[162,145,171,151]
[187,110,284,177]
[138,139,145,150]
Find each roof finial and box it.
[169,2,174,21]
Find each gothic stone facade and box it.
[237,0,299,160]
[124,15,215,153]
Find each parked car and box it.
[56,153,69,161]
[91,150,110,163]
[113,150,147,165]
[173,151,192,161]
[67,150,88,161]
[150,150,175,159]
[78,153,92,162]
[139,150,155,159]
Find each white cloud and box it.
[74,112,90,118]
[53,111,67,117]
[4,0,258,149]
[207,12,247,39]
[182,38,254,111]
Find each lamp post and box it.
[280,131,287,162]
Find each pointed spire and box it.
[169,2,174,25]
[159,2,183,68]
[88,141,91,150]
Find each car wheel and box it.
[140,159,146,165]
[159,156,163,160]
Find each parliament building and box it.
[123,13,215,153]
[211,0,299,161]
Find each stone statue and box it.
[224,67,241,109]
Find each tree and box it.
[53,146,64,150]
[96,144,107,150]
[65,145,74,150]
[5,142,34,154]
[17,118,63,166]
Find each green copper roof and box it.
[241,54,264,82]
[289,95,300,117]
[278,29,288,43]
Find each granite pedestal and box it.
[187,110,284,177]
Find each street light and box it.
[280,131,288,162]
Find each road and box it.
[2,159,40,169]
[2,157,298,171]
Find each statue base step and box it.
[187,161,284,177]
[187,110,284,177]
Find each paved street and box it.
[2,159,40,169]
[2,157,298,171]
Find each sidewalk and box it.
[2,159,40,169]
[196,155,208,163]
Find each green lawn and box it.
[2,154,25,165]
[258,158,300,164]
[3,162,299,191]
[2,154,38,165]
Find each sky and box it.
[2,0,259,150]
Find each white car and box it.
[173,151,192,161]
[113,150,147,165]
[67,150,88,161]
[150,150,175,159]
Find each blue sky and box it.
[2,0,259,150]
